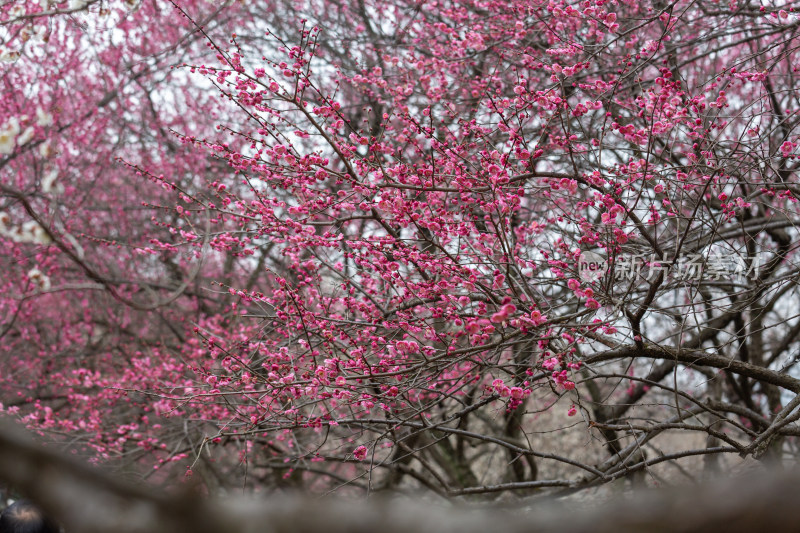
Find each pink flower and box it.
[490,312,507,323]
[500,303,517,315]
[353,445,368,461]
[567,405,577,417]
[529,310,547,326]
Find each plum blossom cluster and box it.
[491,379,532,411]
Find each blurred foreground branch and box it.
[2,419,800,533]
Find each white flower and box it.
[7,226,25,243]
[0,48,20,63]
[36,107,52,127]
[20,220,50,244]
[4,117,20,136]
[0,129,15,155]
[26,268,51,291]
[41,169,63,195]
[16,127,34,146]
[31,25,47,42]
[0,212,10,233]
[0,118,21,155]
[31,226,50,245]
[38,140,55,158]
[21,220,39,235]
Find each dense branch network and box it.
[1,0,800,500]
